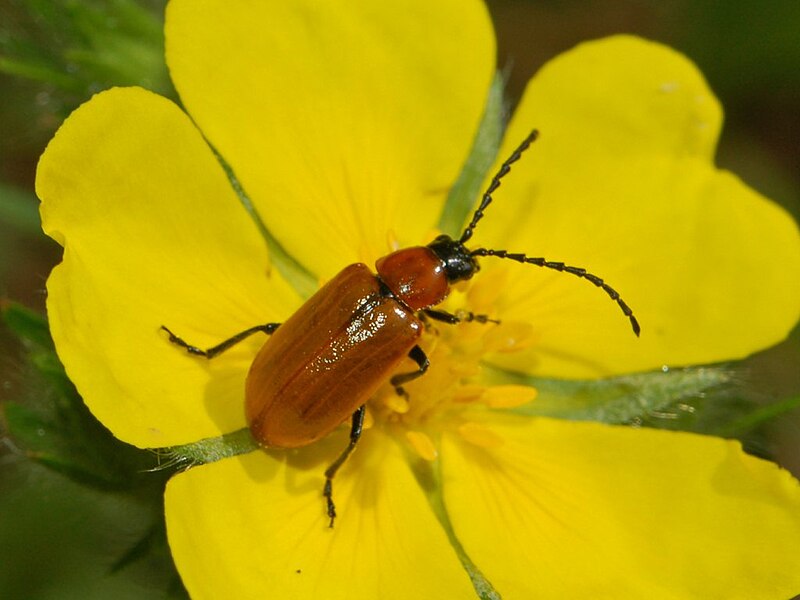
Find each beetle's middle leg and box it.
[423,308,499,325]
[324,405,366,528]
[390,345,429,399]
[161,323,280,359]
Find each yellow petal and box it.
[165,0,495,277]
[441,413,800,598]
[38,87,301,448]
[508,35,722,164]
[165,430,475,599]
[472,36,800,377]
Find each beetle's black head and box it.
[427,234,480,283]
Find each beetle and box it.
[162,130,640,526]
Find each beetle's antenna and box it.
[469,248,640,336]
[459,129,539,244]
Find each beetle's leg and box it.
[423,308,499,325]
[324,405,366,528]
[161,323,280,359]
[390,345,430,399]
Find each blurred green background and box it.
[1,1,799,597]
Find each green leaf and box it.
[3,396,157,490]
[2,303,161,489]
[0,458,186,599]
[485,365,734,425]
[2,301,53,350]
[0,55,80,90]
[0,182,41,235]
[438,72,507,238]
[0,0,174,99]
[108,518,190,596]
[717,394,800,438]
[1,300,184,596]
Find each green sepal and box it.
[155,427,259,469]
[215,71,508,301]
[485,365,734,425]
[212,149,319,300]
[438,72,507,238]
[406,446,502,600]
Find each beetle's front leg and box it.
[161,323,280,359]
[324,405,366,528]
[423,308,499,325]
[390,345,429,399]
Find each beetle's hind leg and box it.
[423,308,499,325]
[324,405,366,528]
[390,345,429,399]
[161,323,280,359]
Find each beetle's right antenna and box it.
[459,129,640,337]
[459,129,539,244]
[469,248,641,337]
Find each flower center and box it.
[367,272,538,461]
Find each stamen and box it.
[405,430,438,461]
[362,407,375,430]
[458,422,504,448]
[449,361,481,378]
[451,384,485,404]
[384,392,410,414]
[481,385,538,408]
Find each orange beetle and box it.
[162,130,639,526]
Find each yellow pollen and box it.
[405,430,438,461]
[458,422,504,448]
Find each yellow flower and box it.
[36,1,800,598]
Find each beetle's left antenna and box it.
[459,129,539,244]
